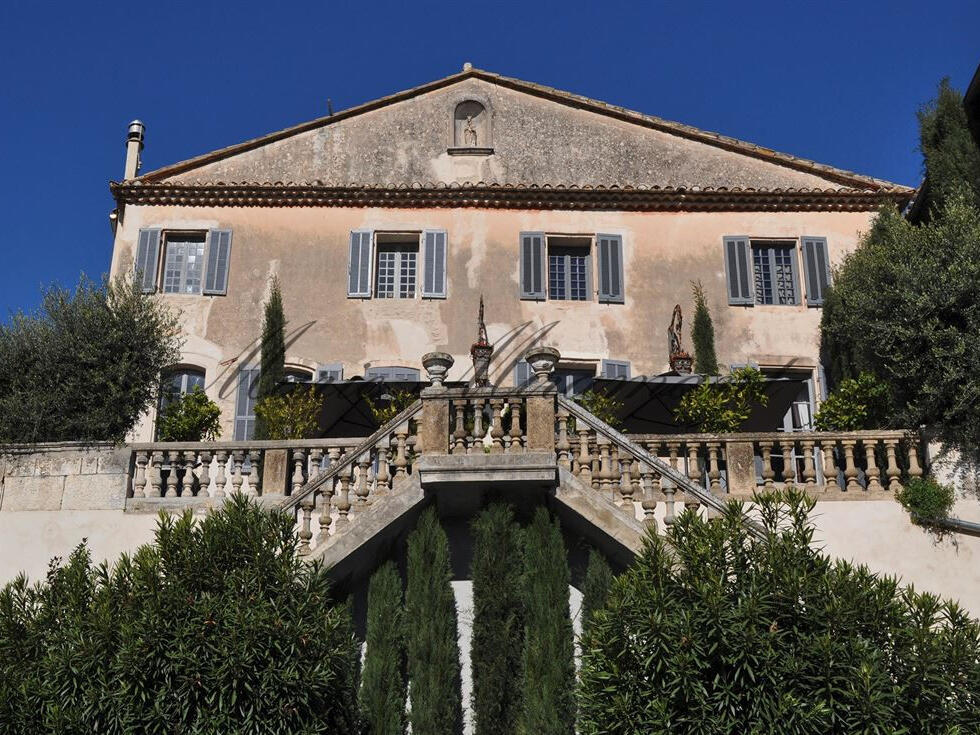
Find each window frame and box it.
[158,367,206,413]
[365,365,422,382]
[161,231,209,295]
[749,239,800,306]
[545,234,594,302]
[374,240,420,300]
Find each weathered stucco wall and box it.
[109,205,874,440]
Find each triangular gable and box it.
[130,67,909,194]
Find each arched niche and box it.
[451,100,493,153]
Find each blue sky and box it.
[0,0,977,317]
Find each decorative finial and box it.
[470,295,493,387]
[476,295,489,347]
[463,61,473,72]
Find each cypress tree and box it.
[520,507,575,734]
[405,508,463,734]
[360,561,406,735]
[255,276,285,439]
[471,504,524,735]
[580,549,613,636]
[691,280,719,375]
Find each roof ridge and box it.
[133,66,906,191]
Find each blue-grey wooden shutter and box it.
[519,232,545,300]
[134,228,161,293]
[422,230,447,298]
[316,363,343,382]
[347,230,373,297]
[514,360,532,387]
[203,229,232,295]
[597,234,625,303]
[801,236,831,306]
[723,236,754,305]
[601,359,631,379]
[234,367,260,440]
[366,366,421,382]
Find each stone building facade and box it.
[107,66,913,441]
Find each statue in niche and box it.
[463,115,478,146]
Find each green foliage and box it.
[0,495,360,733]
[255,276,286,439]
[576,389,625,431]
[580,549,613,636]
[0,274,181,444]
[471,504,525,735]
[674,367,767,433]
[254,386,321,440]
[813,372,890,431]
[520,507,575,735]
[365,389,417,427]
[819,193,980,456]
[917,78,980,219]
[897,476,956,524]
[405,508,462,734]
[578,489,980,734]
[360,561,406,735]
[156,386,221,441]
[690,280,719,375]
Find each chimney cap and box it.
[127,120,145,146]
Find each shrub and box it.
[0,495,360,732]
[365,389,417,427]
[156,386,221,441]
[254,386,321,440]
[360,561,406,735]
[580,549,613,636]
[521,507,575,734]
[255,276,285,439]
[673,367,767,433]
[0,275,181,444]
[405,508,462,734]
[690,281,719,375]
[471,504,524,735]
[897,476,956,523]
[578,489,980,734]
[813,372,890,431]
[576,389,625,431]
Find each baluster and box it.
[291,449,306,496]
[840,440,859,492]
[375,440,390,496]
[507,400,522,453]
[213,450,227,498]
[617,452,633,508]
[133,451,148,498]
[393,426,409,478]
[884,439,902,492]
[706,442,722,495]
[230,450,245,495]
[610,445,625,504]
[800,440,817,493]
[298,500,314,555]
[470,398,485,454]
[864,439,883,492]
[760,442,775,490]
[452,401,467,455]
[591,437,601,491]
[198,450,211,498]
[576,428,592,483]
[779,439,796,490]
[597,437,612,496]
[642,464,659,530]
[318,448,337,543]
[355,452,372,508]
[556,406,571,468]
[183,451,198,498]
[150,451,164,497]
[821,441,840,492]
[629,456,641,511]
[490,399,505,454]
[685,442,701,510]
[308,447,325,541]
[165,450,179,497]
[335,461,352,527]
[907,439,923,479]
[247,449,262,497]
[665,442,680,522]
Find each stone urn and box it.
[422,352,454,387]
[523,346,560,383]
[669,350,693,375]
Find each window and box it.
[520,232,623,303]
[158,368,205,414]
[234,367,260,440]
[134,228,232,295]
[601,360,631,379]
[752,241,798,305]
[348,230,447,299]
[284,367,314,383]
[366,366,421,382]
[551,368,595,396]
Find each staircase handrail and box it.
[558,395,764,539]
[281,399,423,513]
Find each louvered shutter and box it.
[724,236,754,305]
[601,360,631,379]
[234,367,259,440]
[347,230,373,297]
[134,228,161,293]
[422,230,447,298]
[203,229,232,295]
[519,232,545,300]
[366,366,421,382]
[597,234,625,303]
[316,363,344,382]
[514,360,532,387]
[801,236,831,306]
